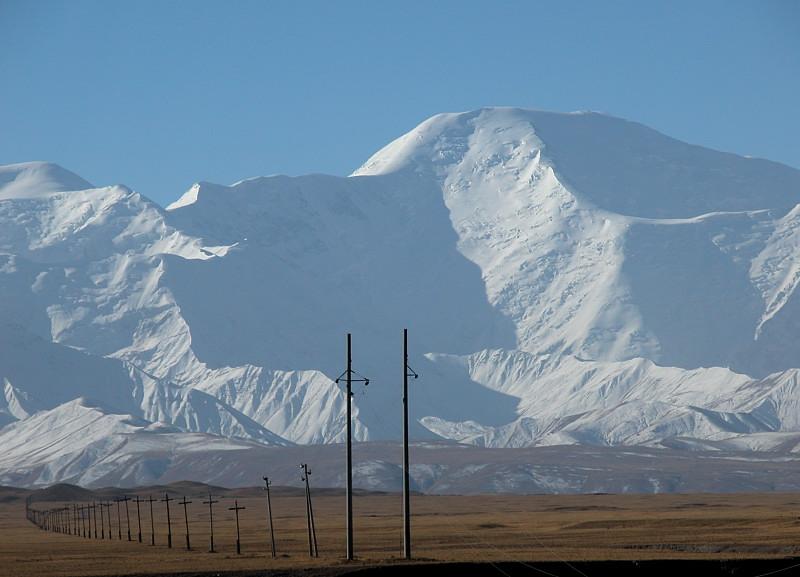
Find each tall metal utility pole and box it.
[402,328,419,560]
[202,492,218,553]
[300,464,318,557]
[161,493,174,549]
[180,496,192,551]
[334,332,369,561]
[263,476,276,558]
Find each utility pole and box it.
[301,463,318,557]
[402,328,419,560]
[92,501,98,539]
[161,493,174,549]
[202,492,218,553]
[147,495,156,546]
[115,498,122,540]
[104,501,114,539]
[99,501,105,539]
[180,496,192,551]
[121,496,132,541]
[134,496,143,543]
[334,332,369,561]
[88,502,95,539]
[101,502,113,539]
[263,476,276,558]
[228,500,245,555]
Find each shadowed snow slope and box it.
[2,108,800,490]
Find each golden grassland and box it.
[2,489,800,577]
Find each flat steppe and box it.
[2,484,800,577]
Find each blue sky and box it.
[1,0,798,206]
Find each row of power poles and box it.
[26,329,421,562]
[26,492,252,555]
[336,328,418,561]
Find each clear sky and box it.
[1,0,798,206]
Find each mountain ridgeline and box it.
[2,108,800,489]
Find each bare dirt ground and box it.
[2,484,800,577]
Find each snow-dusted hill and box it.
[2,107,800,490]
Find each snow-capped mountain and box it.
[2,108,800,489]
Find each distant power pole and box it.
[115,498,123,540]
[134,496,143,543]
[89,502,96,539]
[228,500,246,555]
[161,493,174,549]
[92,501,98,539]
[202,492,218,553]
[101,502,113,539]
[147,495,156,546]
[334,333,369,561]
[180,496,192,551]
[300,464,318,558]
[402,328,419,560]
[263,476,276,558]
[103,501,114,540]
[120,496,132,541]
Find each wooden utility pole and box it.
[88,502,96,539]
[334,333,369,561]
[134,496,143,543]
[101,502,113,539]
[115,498,123,540]
[120,496,132,541]
[228,500,245,555]
[301,463,318,557]
[92,501,99,539]
[161,493,174,549]
[147,495,156,546]
[180,496,192,551]
[202,493,218,553]
[103,501,114,539]
[402,328,419,560]
[263,476,276,558]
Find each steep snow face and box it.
[356,109,654,363]
[355,108,800,376]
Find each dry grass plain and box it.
[2,485,800,577]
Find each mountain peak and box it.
[355,107,800,218]
[0,162,93,200]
